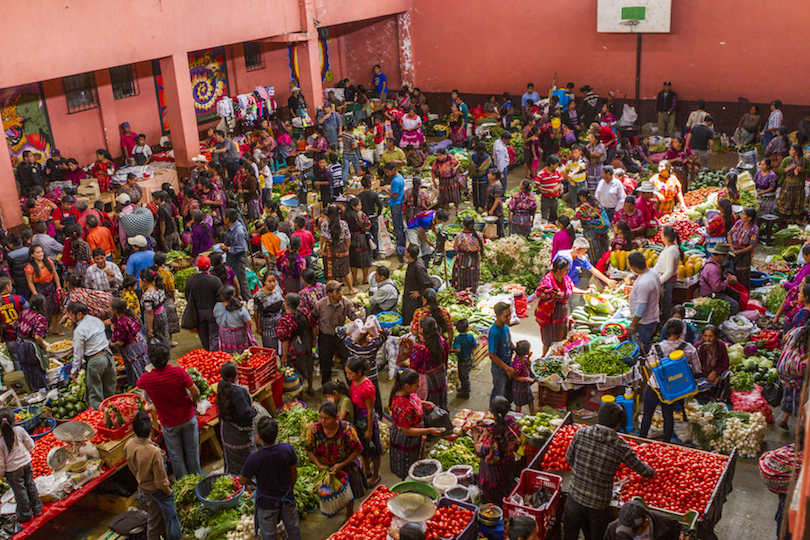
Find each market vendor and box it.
[726,207,759,289]
[471,396,521,505]
[604,500,682,540]
[776,323,809,430]
[698,243,740,315]
[452,217,484,293]
[695,325,731,402]
[639,319,700,443]
[634,181,659,238]
[69,302,116,408]
[562,402,655,540]
[406,208,449,263]
[402,245,434,325]
[535,257,593,356]
[575,188,610,264]
[388,368,444,479]
[612,196,646,238]
[626,251,661,355]
[218,362,258,475]
[410,316,450,410]
[650,160,685,215]
[411,289,453,346]
[305,401,366,519]
[706,198,735,240]
[553,237,617,296]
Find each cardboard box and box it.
[347,186,363,196]
[308,202,322,221]
[307,192,319,205]
[97,491,139,515]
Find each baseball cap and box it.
[325,280,342,292]
[291,86,300,91]
[196,255,211,270]
[122,121,130,127]
[116,194,131,205]
[573,237,590,250]
[127,235,147,248]
[51,149,61,156]
[663,81,672,85]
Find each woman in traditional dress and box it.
[344,198,372,286]
[410,289,454,347]
[651,160,686,215]
[337,318,388,418]
[345,356,382,486]
[468,143,493,213]
[399,107,426,149]
[664,137,698,192]
[585,132,606,191]
[305,401,367,519]
[110,298,149,387]
[24,245,61,336]
[508,179,537,237]
[253,272,284,352]
[727,208,759,289]
[776,322,810,430]
[217,362,258,475]
[535,258,589,355]
[277,293,317,396]
[214,285,256,355]
[409,316,449,411]
[275,236,306,294]
[777,144,810,226]
[611,196,646,238]
[574,189,610,264]
[140,269,171,350]
[448,103,467,147]
[388,368,443,479]
[430,149,461,209]
[451,216,484,293]
[63,224,92,276]
[299,268,327,313]
[472,395,521,504]
[321,204,356,294]
[91,149,115,192]
[403,178,433,223]
[14,295,48,391]
[153,253,180,347]
[755,159,778,215]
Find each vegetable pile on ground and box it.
[570,349,628,376]
[532,357,563,379]
[51,370,88,420]
[519,413,557,439]
[175,473,255,540]
[683,187,720,207]
[691,297,731,326]
[688,402,766,457]
[173,267,197,293]
[727,342,779,389]
[764,286,787,314]
[426,504,475,539]
[429,436,479,472]
[691,170,726,189]
[276,403,322,515]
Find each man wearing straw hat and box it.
[634,181,659,238]
[699,243,740,315]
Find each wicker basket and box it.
[169,257,194,272]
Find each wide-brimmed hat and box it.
[580,85,593,92]
[708,243,732,256]
[387,493,435,523]
[192,155,209,163]
[636,181,655,193]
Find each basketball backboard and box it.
[597,0,672,33]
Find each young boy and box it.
[239,417,302,540]
[291,216,315,268]
[669,304,698,344]
[133,134,153,165]
[124,412,182,540]
[451,318,477,399]
[328,153,344,196]
[260,157,273,207]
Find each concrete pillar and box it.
[159,52,200,169]
[225,43,245,95]
[0,160,24,229]
[95,68,122,159]
[304,36,324,113]
[398,10,415,88]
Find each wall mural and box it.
[151,59,170,135]
[188,47,230,124]
[287,29,333,86]
[0,83,53,166]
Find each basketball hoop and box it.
[620,19,640,32]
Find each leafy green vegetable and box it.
[731,371,755,392]
[294,463,320,515]
[173,473,204,508]
[774,227,801,246]
[165,250,187,262]
[378,313,400,322]
[574,349,628,376]
[206,475,239,501]
[765,286,787,314]
[429,436,479,472]
[174,267,196,293]
[694,297,732,326]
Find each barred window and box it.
[244,42,265,71]
[110,64,139,100]
[63,72,98,113]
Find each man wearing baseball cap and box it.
[183,256,224,351]
[45,149,68,184]
[655,81,677,137]
[125,235,154,290]
[121,122,139,165]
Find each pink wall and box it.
[0,0,411,90]
[339,16,402,92]
[408,0,810,106]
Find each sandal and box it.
[368,476,381,487]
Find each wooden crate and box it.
[97,491,138,515]
[472,343,489,367]
[75,492,98,509]
[673,283,699,304]
[97,433,134,468]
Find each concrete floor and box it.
[26,153,791,540]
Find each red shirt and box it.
[637,195,656,225]
[535,168,562,198]
[291,229,315,258]
[137,366,196,428]
[620,176,637,195]
[121,132,139,158]
[600,126,617,149]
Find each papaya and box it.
[686,263,695,277]
[610,251,619,269]
[678,265,687,279]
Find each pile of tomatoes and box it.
[539,424,582,471]
[538,424,729,518]
[241,352,275,370]
[425,504,474,540]
[651,215,702,245]
[329,486,396,540]
[617,440,727,517]
[176,349,233,385]
[30,409,111,478]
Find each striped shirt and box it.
[137,366,196,428]
[565,157,588,185]
[536,168,563,198]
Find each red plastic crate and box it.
[436,497,478,540]
[95,393,144,440]
[237,347,278,393]
[502,470,563,539]
[537,387,569,410]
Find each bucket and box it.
[273,175,286,185]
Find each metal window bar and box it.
[110,64,139,100]
[63,72,99,113]
[244,42,265,71]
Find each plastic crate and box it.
[13,406,42,433]
[436,497,478,540]
[96,393,144,440]
[537,387,569,410]
[237,347,278,393]
[502,469,563,539]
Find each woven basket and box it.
[169,257,194,272]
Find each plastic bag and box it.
[618,104,638,127]
[731,385,775,423]
[424,406,454,434]
[0,353,13,374]
[720,315,756,343]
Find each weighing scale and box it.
[47,421,95,473]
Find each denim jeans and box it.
[163,416,201,479]
[490,365,513,405]
[342,152,360,185]
[390,204,406,257]
[6,464,41,522]
[501,167,509,193]
[636,321,658,357]
[639,385,676,442]
[458,356,473,396]
[138,489,183,540]
[226,252,250,301]
[257,503,303,540]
